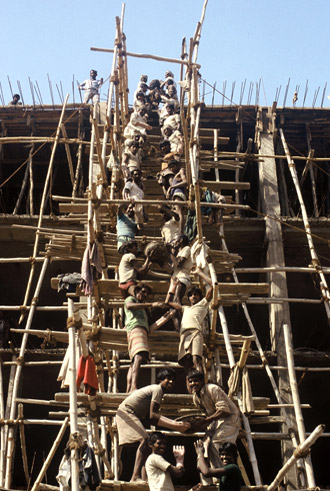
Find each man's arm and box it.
[194,440,226,478]
[168,445,185,478]
[150,401,190,433]
[125,301,168,311]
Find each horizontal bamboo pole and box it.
[1,306,68,311]
[0,136,95,146]
[51,195,251,210]
[90,46,200,67]
[235,266,330,274]
[0,257,45,264]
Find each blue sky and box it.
[2,0,329,107]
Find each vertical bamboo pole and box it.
[19,95,69,322]
[30,418,69,491]
[67,299,80,491]
[0,359,5,485]
[213,129,219,181]
[72,139,83,199]
[29,143,35,215]
[13,163,29,215]
[120,4,129,126]
[218,306,262,485]
[280,128,330,322]
[61,124,75,186]
[305,124,319,217]
[17,404,29,484]
[1,355,16,486]
[283,323,316,487]
[101,23,119,169]
[5,255,49,488]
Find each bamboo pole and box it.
[266,424,325,491]
[280,128,330,323]
[67,300,80,491]
[51,194,250,209]
[29,143,35,215]
[17,404,29,485]
[19,95,69,323]
[90,46,199,67]
[0,360,5,486]
[218,305,262,485]
[283,323,316,487]
[4,255,49,489]
[30,418,69,491]
[304,124,319,217]
[60,124,75,186]
[13,159,30,215]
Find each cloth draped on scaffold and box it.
[80,241,102,295]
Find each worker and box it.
[115,368,190,482]
[124,106,152,141]
[187,370,240,483]
[123,168,145,231]
[121,140,142,180]
[194,440,242,491]
[170,280,213,373]
[118,240,151,298]
[124,284,167,392]
[8,94,22,106]
[166,160,187,232]
[117,202,137,250]
[78,69,103,104]
[146,432,185,491]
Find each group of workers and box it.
[113,73,241,490]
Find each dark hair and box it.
[188,287,203,300]
[159,139,171,149]
[220,442,238,462]
[118,240,137,255]
[136,91,145,99]
[157,367,177,382]
[13,94,20,99]
[149,431,166,445]
[168,159,180,168]
[187,369,204,381]
[134,283,152,296]
[171,234,189,247]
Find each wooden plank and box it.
[200,180,250,191]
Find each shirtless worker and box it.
[116,368,190,482]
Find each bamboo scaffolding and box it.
[90,47,200,68]
[266,424,325,491]
[17,404,29,485]
[66,299,80,491]
[29,143,35,215]
[30,417,69,491]
[19,95,69,323]
[218,305,262,485]
[0,360,5,485]
[60,124,75,186]
[51,194,250,210]
[4,255,49,489]
[13,159,30,215]
[280,128,330,324]
[283,323,315,487]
